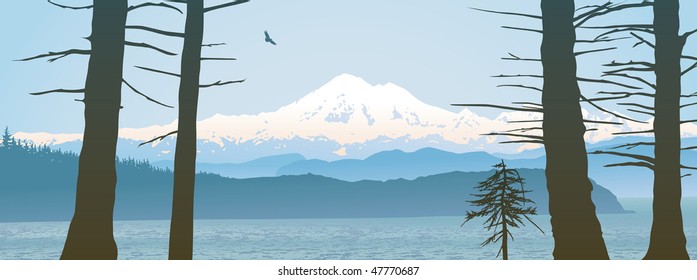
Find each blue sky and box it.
[2,0,697,133]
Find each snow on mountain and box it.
[14,73,697,162]
[199,74,502,147]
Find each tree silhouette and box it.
[585,0,695,259]
[462,160,543,260]
[537,0,610,260]
[55,0,128,260]
[643,0,688,260]
[19,0,179,259]
[2,127,15,149]
[451,1,662,259]
[137,0,249,260]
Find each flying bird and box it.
[264,30,277,46]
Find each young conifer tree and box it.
[462,160,544,260]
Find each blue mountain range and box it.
[0,146,629,222]
[147,136,697,198]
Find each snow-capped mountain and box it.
[14,73,697,163]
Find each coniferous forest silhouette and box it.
[2,0,696,261]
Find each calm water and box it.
[1,198,696,260]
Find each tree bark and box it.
[540,0,609,260]
[61,0,127,260]
[645,0,689,260]
[169,0,204,260]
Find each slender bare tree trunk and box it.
[61,0,127,260]
[645,0,689,260]
[169,0,204,260]
[540,0,609,260]
[501,164,509,261]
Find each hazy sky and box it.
[2,0,697,133]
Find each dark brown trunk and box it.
[501,163,508,261]
[540,0,609,260]
[169,0,204,260]
[61,0,127,260]
[645,0,689,260]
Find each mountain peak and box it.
[326,73,370,86]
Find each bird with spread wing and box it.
[264,30,277,46]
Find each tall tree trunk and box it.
[169,0,204,260]
[645,0,689,260]
[61,0,127,260]
[501,163,509,261]
[540,0,609,260]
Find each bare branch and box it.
[470,7,541,20]
[128,2,183,14]
[604,67,653,75]
[681,55,697,62]
[507,120,542,124]
[511,101,542,108]
[680,28,697,42]
[630,32,656,49]
[681,165,697,171]
[577,36,630,43]
[583,119,624,125]
[575,2,654,27]
[593,28,654,41]
[680,119,697,124]
[502,53,541,62]
[682,62,697,76]
[202,43,227,48]
[126,25,185,38]
[602,72,656,89]
[451,104,542,113]
[201,57,237,61]
[125,41,177,56]
[47,0,92,10]
[579,94,647,123]
[122,79,174,108]
[203,0,250,13]
[683,92,697,99]
[579,24,653,30]
[199,79,246,88]
[139,131,178,147]
[598,90,654,98]
[604,161,654,170]
[613,129,654,135]
[627,109,655,117]
[502,127,542,133]
[482,132,544,140]
[575,47,616,57]
[501,26,542,34]
[135,66,181,78]
[585,95,632,102]
[618,102,654,111]
[16,49,90,63]
[577,77,643,90]
[498,140,544,145]
[494,74,543,79]
[29,88,85,96]
[497,84,542,92]
[611,142,655,150]
[604,60,655,68]
[588,150,654,164]
[680,102,697,109]
[574,2,612,23]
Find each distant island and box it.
[0,144,629,223]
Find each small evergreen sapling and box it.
[462,160,544,260]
